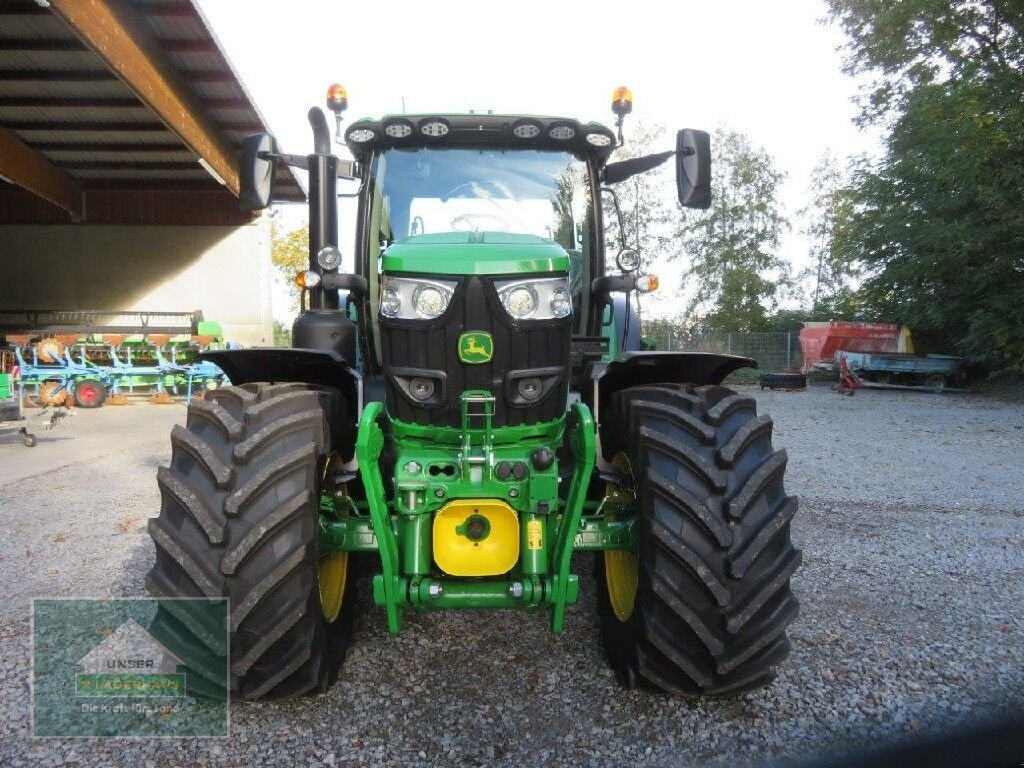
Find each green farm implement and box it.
[147,85,801,699]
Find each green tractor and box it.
[146,85,800,700]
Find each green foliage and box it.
[272,319,292,347]
[271,222,309,312]
[798,151,860,319]
[673,128,791,333]
[828,0,1024,371]
[827,0,1024,124]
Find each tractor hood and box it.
[381,233,570,276]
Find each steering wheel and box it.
[450,212,513,232]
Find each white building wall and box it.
[0,217,272,346]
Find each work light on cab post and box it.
[611,85,633,145]
[326,83,348,143]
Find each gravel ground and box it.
[0,385,1022,766]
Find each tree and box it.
[828,0,1024,370]
[834,75,1024,369]
[827,0,1024,124]
[272,319,292,346]
[603,122,674,272]
[798,150,859,319]
[672,128,790,333]
[271,222,309,312]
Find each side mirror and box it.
[676,129,711,209]
[239,133,277,211]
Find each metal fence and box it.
[642,329,804,373]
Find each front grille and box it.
[379,274,571,428]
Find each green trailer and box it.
[146,86,801,700]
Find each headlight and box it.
[413,284,449,318]
[503,285,538,318]
[379,276,456,320]
[495,276,572,321]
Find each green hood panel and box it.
[382,232,570,275]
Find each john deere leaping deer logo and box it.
[458,332,493,364]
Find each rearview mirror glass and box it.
[676,129,711,209]
[240,133,276,211]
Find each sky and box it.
[194,0,880,321]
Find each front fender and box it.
[589,351,756,417]
[198,348,361,413]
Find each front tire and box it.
[146,383,357,699]
[596,384,801,695]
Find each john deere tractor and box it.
[147,85,800,700]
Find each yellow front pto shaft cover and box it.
[432,499,520,576]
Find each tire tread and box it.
[146,383,354,700]
[596,383,801,696]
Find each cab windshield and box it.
[365,147,595,352]
[368,147,592,252]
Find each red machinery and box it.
[799,322,908,373]
[833,355,863,396]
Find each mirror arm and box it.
[600,186,628,249]
[602,149,675,185]
[261,151,307,170]
[261,151,358,181]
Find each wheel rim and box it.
[603,452,638,622]
[318,551,348,623]
[78,383,99,405]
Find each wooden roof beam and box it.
[0,123,82,220]
[45,0,240,195]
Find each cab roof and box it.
[343,113,617,164]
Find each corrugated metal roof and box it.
[0,0,305,211]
